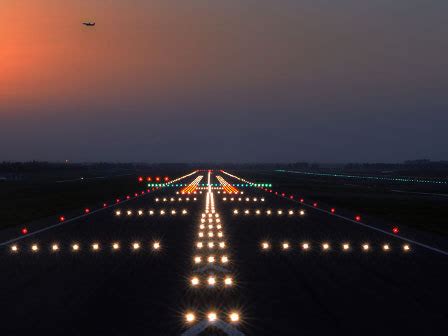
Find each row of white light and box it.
[261,241,411,252]
[184,311,240,323]
[176,191,202,195]
[193,255,229,264]
[155,197,197,202]
[233,209,305,216]
[10,241,161,252]
[190,275,234,287]
[115,209,188,216]
[223,197,265,202]
[196,241,226,249]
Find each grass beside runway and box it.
[231,170,448,236]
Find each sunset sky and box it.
[1,0,447,162]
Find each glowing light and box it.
[185,312,196,323]
[198,232,204,238]
[221,255,229,263]
[115,210,121,216]
[208,256,215,263]
[72,244,80,251]
[138,210,143,216]
[59,216,65,222]
[261,241,270,250]
[132,242,140,250]
[355,215,361,221]
[92,243,99,251]
[194,256,202,264]
[403,244,410,251]
[31,244,39,252]
[393,227,399,234]
[299,210,305,216]
[191,277,199,286]
[224,277,233,286]
[229,312,240,323]
[282,242,290,250]
[217,232,223,238]
[207,312,217,322]
[233,210,239,215]
[302,243,310,250]
[383,244,390,251]
[208,242,215,249]
[208,232,214,238]
[322,243,330,250]
[11,245,18,252]
[288,210,294,215]
[219,242,226,249]
[21,228,28,235]
[362,244,369,251]
[207,276,216,286]
[112,242,120,250]
[197,242,203,249]
[153,241,161,250]
[342,243,350,250]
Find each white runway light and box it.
[132,242,140,250]
[229,312,240,323]
[302,243,310,250]
[342,243,350,251]
[224,277,233,286]
[207,312,217,322]
[31,244,39,252]
[11,245,18,252]
[383,244,390,251]
[207,276,216,286]
[112,242,120,250]
[185,312,196,323]
[191,277,199,286]
[261,241,270,250]
[362,244,369,251]
[153,241,161,250]
[403,244,410,252]
[72,243,80,251]
[322,243,330,250]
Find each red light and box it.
[85,208,90,213]
[164,177,169,181]
[300,198,304,203]
[134,193,138,197]
[330,208,335,213]
[313,202,318,207]
[155,177,160,182]
[275,192,278,195]
[103,203,107,207]
[138,176,143,182]
[392,227,399,234]
[141,191,145,194]
[147,177,152,182]
[355,215,361,221]
[147,189,150,192]
[21,227,28,235]
[281,193,285,197]
[116,198,120,203]
[59,216,65,222]
[126,195,130,199]
[290,195,294,199]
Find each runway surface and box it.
[1,170,447,335]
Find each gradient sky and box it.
[1,0,447,162]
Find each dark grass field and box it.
[233,170,448,236]
[0,167,190,230]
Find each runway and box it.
[1,170,447,335]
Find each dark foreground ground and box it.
[0,170,447,335]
